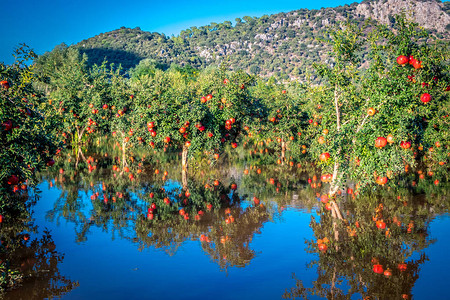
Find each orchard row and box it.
[1,16,449,201]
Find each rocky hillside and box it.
[356,0,450,32]
[70,0,450,81]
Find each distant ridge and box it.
[68,0,450,81]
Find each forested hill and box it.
[69,0,450,80]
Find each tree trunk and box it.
[281,140,286,164]
[75,148,80,169]
[329,161,344,221]
[75,146,87,169]
[328,85,345,221]
[122,133,127,169]
[329,160,341,197]
[182,145,188,189]
[74,126,80,147]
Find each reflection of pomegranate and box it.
[384,268,392,277]
[376,220,386,229]
[318,243,327,251]
[8,175,19,185]
[398,263,407,272]
[373,264,384,274]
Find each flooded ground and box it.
[3,148,450,299]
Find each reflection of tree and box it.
[40,146,280,270]
[40,143,450,288]
[46,188,85,225]
[239,161,322,215]
[3,231,79,300]
[45,177,140,244]
[200,205,271,270]
[282,179,450,300]
[0,201,78,299]
[134,180,273,270]
[41,147,148,243]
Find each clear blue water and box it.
[24,182,318,299]
[6,179,450,299]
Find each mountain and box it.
[71,0,450,81]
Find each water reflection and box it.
[0,192,78,299]
[2,231,79,300]
[8,145,447,298]
[283,178,450,299]
[40,148,284,270]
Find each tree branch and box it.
[334,85,341,132]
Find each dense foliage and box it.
[304,18,450,196]
[0,46,62,294]
[30,16,450,195]
[0,46,60,206]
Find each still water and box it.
[4,156,450,299]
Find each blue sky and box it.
[1,0,365,64]
[2,0,442,65]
